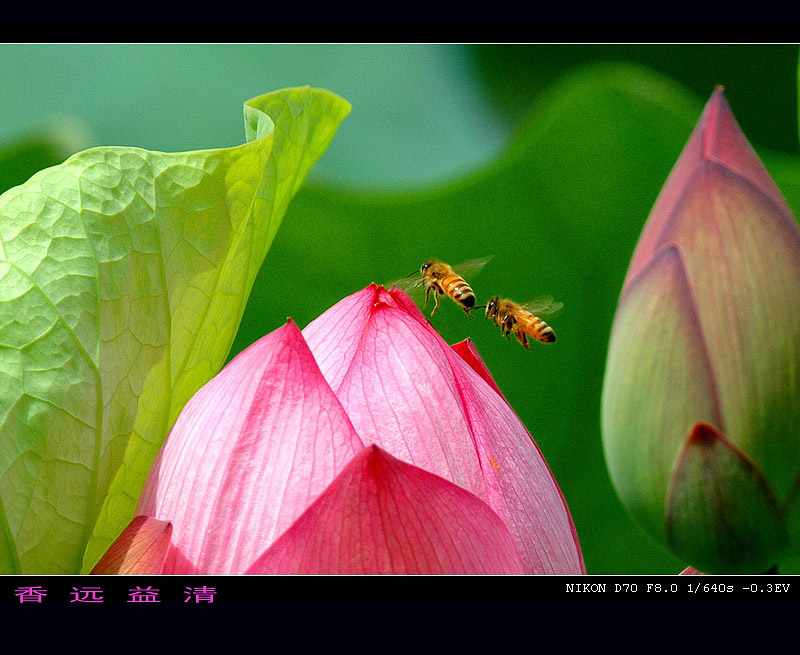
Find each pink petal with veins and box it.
[137,320,363,574]
[304,285,584,574]
[443,339,585,574]
[304,284,487,498]
[247,445,525,574]
[451,338,507,401]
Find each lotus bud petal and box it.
[90,516,172,575]
[247,445,525,574]
[96,285,584,574]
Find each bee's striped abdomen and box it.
[526,316,556,343]
[442,274,476,311]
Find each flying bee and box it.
[483,295,563,349]
[389,257,492,316]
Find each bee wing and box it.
[386,273,428,306]
[451,255,494,279]
[519,295,563,318]
[386,273,425,293]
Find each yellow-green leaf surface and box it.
[0,87,351,573]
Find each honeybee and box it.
[390,257,492,316]
[484,295,563,348]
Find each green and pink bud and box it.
[602,87,800,574]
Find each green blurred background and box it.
[2,43,798,574]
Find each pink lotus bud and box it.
[100,285,584,574]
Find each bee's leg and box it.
[424,286,432,309]
[463,305,474,318]
[431,291,441,315]
[502,316,514,339]
[516,330,530,349]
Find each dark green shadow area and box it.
[0,121,90,195]
[468,44,800,155]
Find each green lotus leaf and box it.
[0,86,351,573]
